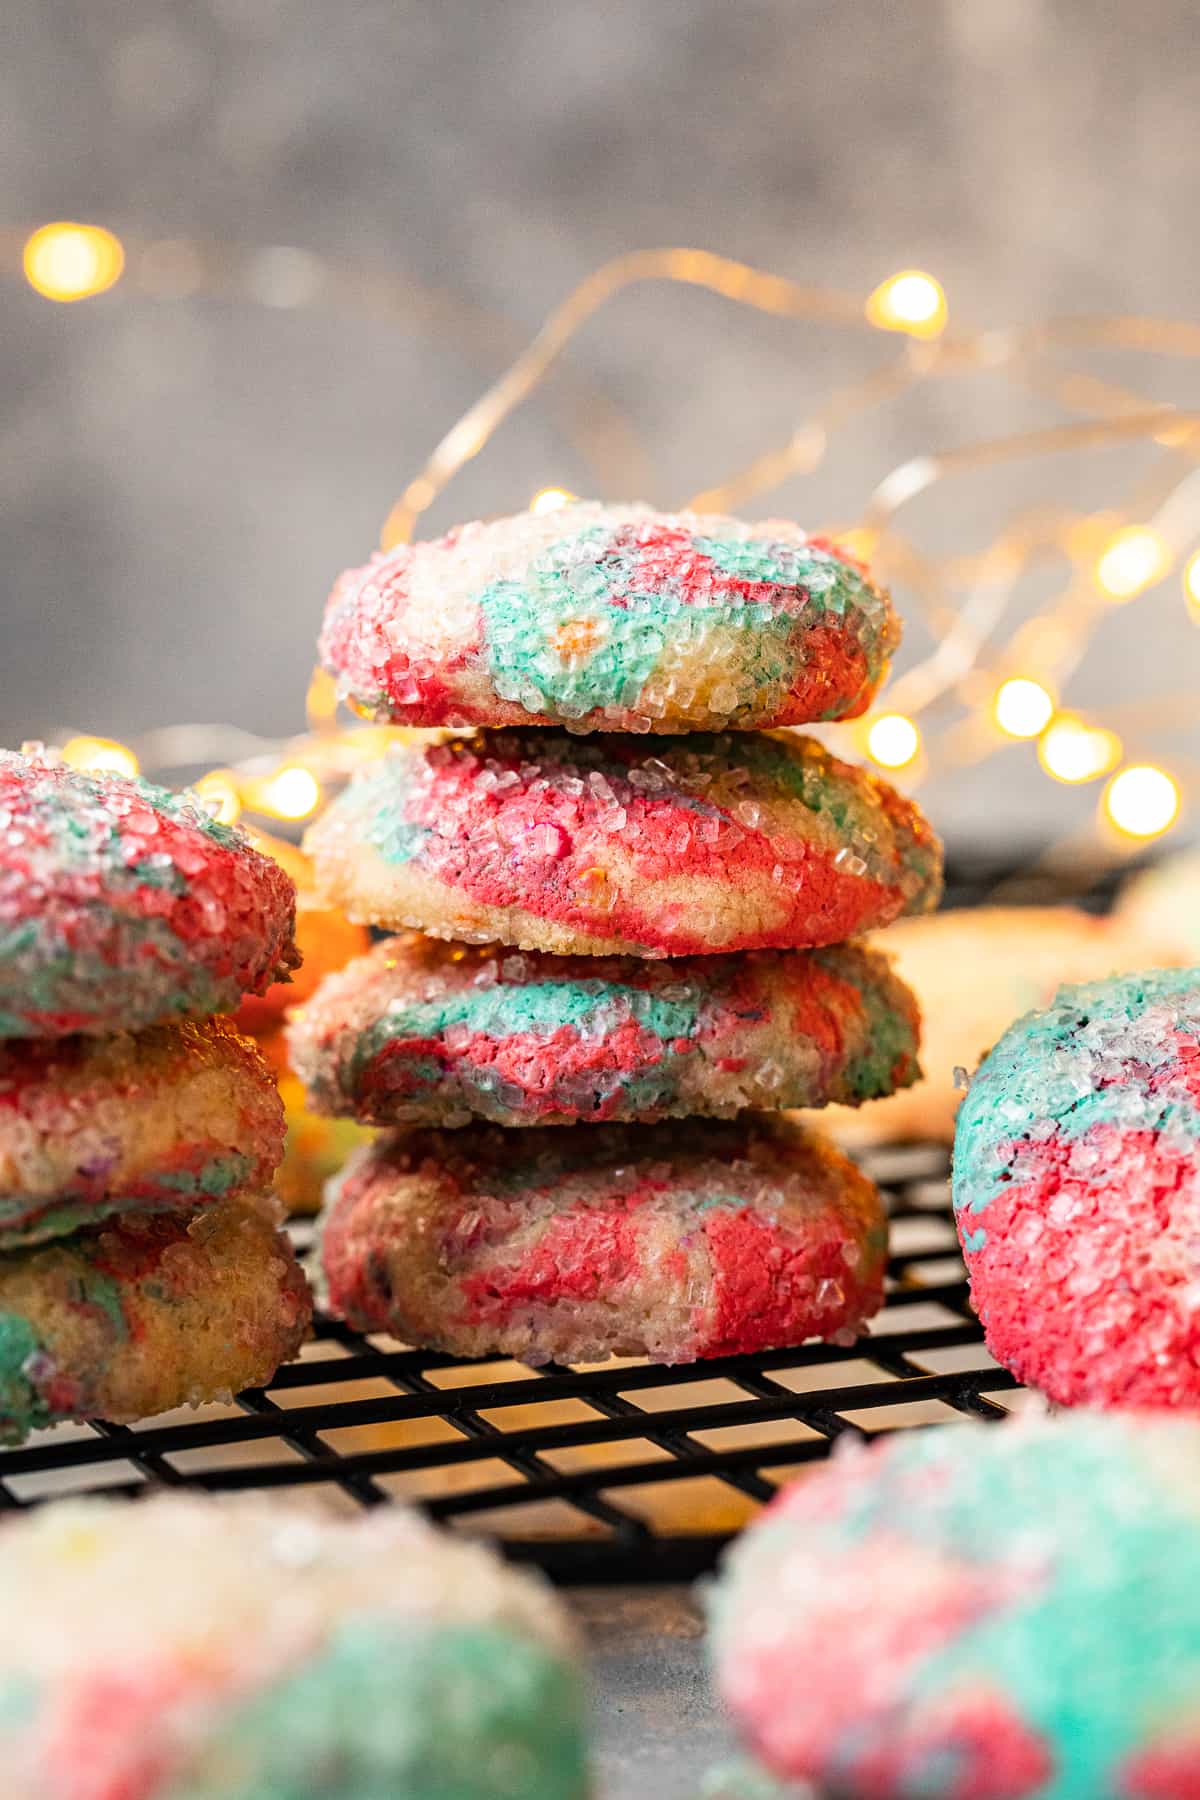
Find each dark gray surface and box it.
[4,0,1200,841]
[570,1585,738,1800]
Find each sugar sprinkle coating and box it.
[305,729,941,957]
[320,1116,887,1365]
[0,1196,310,1442]
[289,933,921,1129]
[954,967,1200,1409]
[319,502,899,734]
[0,1493,587,1800]
[0,1016,285,1247]
[710,1411,1200,1800]
[0,749,300,1037]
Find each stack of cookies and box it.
[0,748,312,1442]
[296,503,942,1365]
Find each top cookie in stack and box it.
[301,504,942,1366]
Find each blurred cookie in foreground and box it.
[0,1493,588,1800]
[288,933,920,1129]
[0,1016,284,1247]
[954,966,1200,1409]
[803,904,1157,1145]
[1115,845,1200,965]
[320,1116,887,1365]
[710,1412,1200,1800]
[0,1196,310,1442]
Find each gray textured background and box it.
[3,0,1198,843]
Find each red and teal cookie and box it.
[710,1411,1200,1800]
[288,933,921,1128]
[953,967,1200,1409]
[0,1495,588,1800]
[0,748,300,1037]
[0,1195,310,1442]
[305,730,941,957]
[319,502,899,733]
[0,1016,284,1247]
[320,1116,887,1365]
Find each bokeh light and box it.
[530,487,576,515]
[1037,715,1122,784]
[1104,764,1180,839]
[866,713,920,769]
[992,678,1054,739]
[60,735,138,778]
[193,770,242,825]
[261,766,320,820]
[23,223,124,302]
[1095,526,1169,601]
[1184,552,1200,623]
[865,270,947,339]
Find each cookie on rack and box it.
[288,932,920,1128]
[709,1412,1200,1800]
[0,748,300,1037]
[0,1196,310,1442]
[319,502,899,733]
[806,904,1156,1146]
[954,966,1200,1408]
[0,1016,284,1247]
[305,729,941,958]
[0,1493,588,1800]
[320,1116,887,1364]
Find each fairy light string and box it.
[14,225,1198,851]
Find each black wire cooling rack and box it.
[0,855,1134,1582]
[0,1144,1027,1581]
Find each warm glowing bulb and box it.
[865,270,948,339]
[193,770,242,826]
[1184,552,1200,622]
[264,766,320,820]
[1104,765,1180,839]
[1037,715,1122,784]
[530,487,576,516]
[23,223,125,302]
[993,678,1054,739]
[60,736,139,778]
[1095,526,1169,600]
[866,713,920,769]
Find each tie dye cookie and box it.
[0,749,300,1037]
[0,1493,588,1800]
[0,1017,285,1247]
[305,730,941,958]
[288,933,920,1128]
[0,1196,309,1442]
[709,1412,1200,1800]
[320,1116,886,1365]
[954,967,1200,1408]
[319,502,899,733]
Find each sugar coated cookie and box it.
[305,730,941,957]
[320,1116,887,1364]
[954,967,1200,1408]
[710,1412,1200,1800]
[807,905,1155,1147]
[319,502,899,733]
[0,1016,284,1247]
[0,1196,310,1441]
[289,933,920,1128]
[0,1493,588,1800]
[0,749,299,1037]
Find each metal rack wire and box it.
[0,1142,1024,1580]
